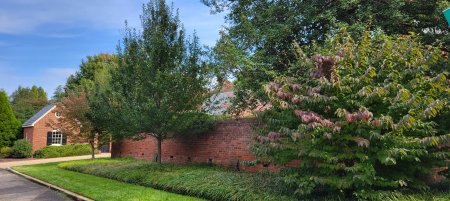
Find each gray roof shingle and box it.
[22,104,56,127]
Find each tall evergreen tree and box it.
[90,0,212,163]
[10,85,48,123]
[0,90,21,148]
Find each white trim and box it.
[22,105,56,128]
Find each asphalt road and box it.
[0,169,69,201]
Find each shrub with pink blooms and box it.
[253,30,450,199]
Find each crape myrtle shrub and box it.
[253,30,450,199]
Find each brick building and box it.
[22,104,111,153]
[22,104,68,152]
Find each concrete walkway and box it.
[0,169,69,201]
[0,153,110,168]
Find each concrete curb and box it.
[7,168,94,201]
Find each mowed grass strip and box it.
[12,163,204,201]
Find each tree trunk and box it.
[90,142,95,159]
[156,137,162,163]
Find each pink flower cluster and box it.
[267,82,292,100]
[310,55,337,79]
[345,109,373,123]
[307,86,321,96]
[267,82,310,104]
[257,132,282,143]
[294,110,340,132]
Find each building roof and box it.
[22,104,56,128]
[205,91,234,115]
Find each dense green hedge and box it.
[34,144,98,158]
[59,158,296,201]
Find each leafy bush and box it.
[59,158,297,201]
[0,146,13,158]
[254,30,450,198]
[34,144,98,158]
[12,139,32,158]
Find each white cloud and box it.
[0,0,144,35]
[0,0,225,45]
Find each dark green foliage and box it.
[0,90,21,148]
[34,144,99,158]
[89,0,212,163]
[12,139,32,158]
[254,30,450,198]
[10,85,48,123]
[0,147,13,158]
[203,0,450,113]
[171,112,214,138]
[59,158,297,201]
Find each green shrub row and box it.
[34,144,98,158]
[59,158,297,201]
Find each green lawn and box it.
[12,163,204,201]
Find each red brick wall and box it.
[112,119,290,171]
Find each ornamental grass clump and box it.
[254,30,450,199]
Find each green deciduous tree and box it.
[51,91,99,159]
[66,53,118,93]
[10,85,48,123]
[253,30,450,199]
[0,90,21,148]
[54,54,118,153]
[203,0,450,114]
[89,0,213,163]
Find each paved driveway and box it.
[0,153,111,168]
[0,169,69,201]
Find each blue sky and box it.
[0,0,225,97]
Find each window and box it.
[51,130,63,145]
[55,112,61,118]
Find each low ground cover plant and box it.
[12,139,32,158]
[59,158,297,201]
[34,144,99,158]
